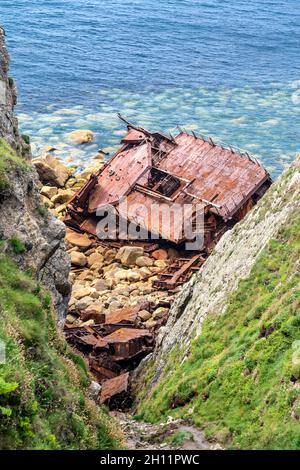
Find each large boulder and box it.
[116,246,144,266]
[32,154,71,187]
[67,129,95,144]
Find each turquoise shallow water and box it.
[1,1,299,177]
[17,84,300,176]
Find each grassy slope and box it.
[0,251,120,449]
[137,211,300,449]
[0,138,29,189]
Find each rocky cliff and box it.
[135,155,300,449]
[0,28,70,325]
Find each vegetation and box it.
[167,430,194,447]
[9,236,26,255]
[0,138,29,190]
[0,252,120,449]
[36,204,49,217]
[137,211,300,449]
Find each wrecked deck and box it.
[65,116,271,290]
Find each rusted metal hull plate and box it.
[66,122,271,245]
[99,372,130,405]
[102,328,154,361]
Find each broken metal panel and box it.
[99,372,131,407]
[64,326,108,353]
[153,253,205,290]
[89,355,122,382]
[156,132,270,220]
[88,142,152,212]
[101,328,154,361]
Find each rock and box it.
[144,319,158,329]
[51,189,74,204]
[75,296,94,310]
[112,269,128,282]
[152,249,168,260]
[127,270,141,282]
[67,129,95,144]
[103,262,120,273]
[92,279,109,291]
[84,248,96,256]
[139,267,153,278]
[90,289,100,299]
[154,260,168,269]
[153,307,169,320]
[104,249,117,263]
[70,251,87,267]
[92,151,105,162]
[40,185,58,199]
[88,381,101,402]
[66,314,77,324]
[81,319,95,326]
[76,270,91,281]
[116,246,144,266]
[88,252,104,267]
[138,310,152,322]
[72,286,91,300]
[136,255,153,267]
[109,300,123,310]
[65,229,93,248]
[85,302,103,314]
[90,263,103,274]
[54,203,67,215]
[41,195,54,208]
[32,154,71,187]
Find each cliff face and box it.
[0,28,29,156]
[135,155,300,448]
[139,156,300,376]
[0,28,70,325]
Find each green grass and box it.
[167,430,194,447]
[9,237,26,255]
[0,138,29,190]
[137,211,300,450]
[0,252,121,449]
[35,204,49,217]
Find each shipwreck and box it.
[65,115,272,290]
[64,116,272,406]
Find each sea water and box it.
[1,0,299,177]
